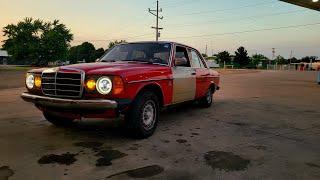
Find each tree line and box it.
[211,47,318,68]
[1,18,318,67]
[1,18,126,65]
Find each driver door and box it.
[172,45,196,104]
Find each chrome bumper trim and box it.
[21,93,117,109]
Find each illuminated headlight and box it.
[26,74,35,89]
[96,77,112,95]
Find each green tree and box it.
[251,54,268,67]
[301,56,317,63]
[275,55,288,65]
[2,18,73,65]
[234,46,250,67]
[78,42,96,63]
[288,57,299,64]
[215,51,231,64]
[202,53,208,58]
[95,48,105,60]
[108,40,126,49]
[67,42,96,63]
[40,20,73,65]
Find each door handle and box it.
[191,72,196,75]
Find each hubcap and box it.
[206,91,212,103]
[142,100,156,130]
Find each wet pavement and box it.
[0,70,319,179]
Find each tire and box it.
[43,112,75,127]
[199,88,214,108]
[125,91,160,139]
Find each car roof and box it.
[125,41,195,49]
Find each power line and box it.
[148,0,164,41]
[165,22,320,39]
[176,0,277,16]
[160,0,195,8]
[165,9,306,29]
[73,33,154,43]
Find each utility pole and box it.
[289,50,293,65]
[272,48,276,70]
[272,48,276,61]
[148,0,163,41]
[205,44,208,56]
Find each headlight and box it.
[96,77,112,95]
[26,74,35,89]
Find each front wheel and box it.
[43,112,75,127]
[199,88,214,108]
[125,91,159,139]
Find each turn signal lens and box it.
[34,76,42,88]
[113,76,124,95]
[86,79,96,91]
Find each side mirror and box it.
[95,58,100,62]
[174,57,188,67]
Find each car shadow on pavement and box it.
[45,101,202,141]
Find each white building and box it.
[0,50,9,65]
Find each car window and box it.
[100,43,171,65]
[190,49,205,68]
[132,50,146,60]
[175,46,191,67]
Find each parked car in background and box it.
[206,60,220,68]
[21,41,220,138]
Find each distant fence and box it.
[267,64,294,71]
[267,63,320,71]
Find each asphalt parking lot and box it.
[0,69,319,180]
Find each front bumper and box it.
[21,93,118,110]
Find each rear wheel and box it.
[125,91,159,139]
[43,112,75,127]
[199,88,214,108]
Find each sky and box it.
[0,0,319,58]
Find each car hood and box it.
[60,62,161,73]
[59,62,172,82]
[28,62,172,83]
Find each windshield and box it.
[100,43,172,65]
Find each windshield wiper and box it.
[123,59,154,64]
[100,59,116,62]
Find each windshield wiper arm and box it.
[101,59,116,62]
[123,59,154,64]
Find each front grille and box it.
[41,71,84,98]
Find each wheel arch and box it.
[134,82,165,108]
[209,82,217,94]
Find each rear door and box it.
[189,49,211,99]
[171,45,196,104]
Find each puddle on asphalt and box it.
[306,162,320,169]
[95,150,127,167]
[0,166,14,180]
[249,145,267,150]
[204,151,250,172]
[127,144,142,151]
[38,153,77,165]
[127,147,138,151]
[176,139,188,143]
[73,141,103,150]
[228,122,248,126]
[161,139,170,143]
[106,165,164,179]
